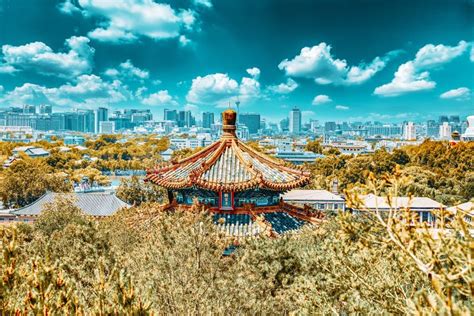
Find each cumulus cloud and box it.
[57,0,81,14]
[470,46,474,62]
[142,90,178,106]
[312,94,332,105]
[268,78,298,94]
[374,41,468,97]
[246,67,260,79]
[278,42,398,85]
[68,0,198,43]
[179,35,192,47]
[440,87,470,101]
[186,72,262,107]
[335,105,349,110]
[1,75,128,107]
[104,59,149,81]
[186,73,239,105]
[0,36,94,78]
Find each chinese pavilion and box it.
[146,109,322,235]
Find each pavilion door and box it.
[220,191,234,210]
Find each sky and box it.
[0,0,473,123]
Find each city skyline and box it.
[0,0,473,123]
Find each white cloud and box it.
[470,46,474,62]
[57,0,81,14]
[440,87,470,101]
[179,35,192,47]
[335,105,349,110]
[302,110,315,117]
[0,85,4,94]
[268,78,298,94]
[312,94,332,105]
[375,41,468,97]
[1,36,94,78]
[193,0,212,8]
[74,0,197,43]
[186,72,262,106]
[187,73,239,105]
[246,67,260,79]
[104,59,149,81]
[278,42,397,85]
[1,75,128,107]
[0,64,17,74]
[142,90,178,106]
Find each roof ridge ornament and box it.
[222,109,237,138]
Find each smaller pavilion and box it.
[146,109,322,236]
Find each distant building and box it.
[280,117,289,132]
[461,115,474,141]
[39,104,52,114]
[289,107,301,134]
[95,107,108,133]
[282,190,345,212]
[12,192,130,222]
[439,122,451,140]
[324,121,336,133]
[64,135,85,145]
[99,121,115,134]
[273,151,324,165]
[23,105,36,114]
[426,120,438,138]
[202,112,215,129]
[354,194,445,224]
[164,109,178,122]
[12,146,49,158]
[439,115,449,124]
[239,113,261,134]
[403,122,416,140]
[177,110,194,128]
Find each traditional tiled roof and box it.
[13,192,129,217]
[146,110,310,192]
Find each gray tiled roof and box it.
[14,192,130,217]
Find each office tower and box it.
[438,115,449,124]
[310,120,319,132]
[439,122,451,140]
[99,121,115,134]
[177,110,193,127]
[426,120,438,137]
[238,113,261,134]
[39,104,52,114]
[324,121,336,133]
[202,112,215,129]
[23,105,36,114]
[164,109,178,122]
[449,115,460,123]
[109,117,132,130]
[289,107,301,134]
[403,122,416,140]
[95,107,108,133]
[280,117,289,132]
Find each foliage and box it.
[116,176,167,206]
[305,139,323,154]
[0,158,71,208]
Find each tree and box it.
[0,158,71,208]
[305,140,323,154]
[116,176,167,206]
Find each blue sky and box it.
[0,0,473,122]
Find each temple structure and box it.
[146,109,322,235]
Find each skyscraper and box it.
[177,110,194,127]
[403,122,416,140]
[39,104,52,114]
[289,107,301,134]
[439,122,451,140]
[164,109,178,122]
[95,107,108,133]
[238,113,261,134]
[202,112,215,129]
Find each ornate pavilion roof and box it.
[146,109,311,192]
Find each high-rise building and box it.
[439,122,451,140]
[403,122,416,140]
[449,115,460,123]
[439,115,449,124]
[164,109,178,122]
[95,107,108,133]
[99,121,115,134]
[324,121,336,133]
[177,110,193,127]
[202,112,215,129]
[289,107,301,134]
[23,105,36,114]
[39,104,52,114]
[280,117,289,132]
[238,113,261,134]
[426,120,438,138]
